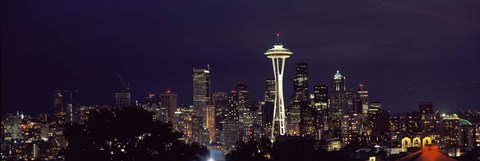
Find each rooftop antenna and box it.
[276,33,281,44]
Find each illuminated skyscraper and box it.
[235,82,251,128]
[293,62,308,102]
[205,105,215,144]
[263,79,275,127]
[330,70,348,132]
[192,66,211,127]
[357,84,369,118]
[312,85,328,111]
[289,63,308,136]
[213,92,229,143]
[160,89,177,123]
[64,90,80,124]
[264,34,293,139]
[264,79,276,103]
[313,85,329,137]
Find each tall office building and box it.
[313,85,329,137]
[265,34,293,139]
[206,105,216,144]
[312,85,328,111]
[233,82,253,142]
[160,89,178,123]
[213,92,229,143]
[263,79,275,126]
[300,102,317,136]
[330,70,348,132]
[265,79,276,103]
[357,84,369,118]
[173,106,195,143]
[54,91,64,116]
[288,63,308,136]
[217,90,240,147]
[341,113,362,145]
[293,62,308,102]
[192,66,211,127]
[235,82,250,127]
[63,90,80,124]
[442,114,461,146]
[418,102,437,136]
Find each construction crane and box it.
[116,73,130,92]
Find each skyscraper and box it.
[293,62,308,102]
[264,79,276,103]
[213,92,229,144]
[312,85,328,111]
[263,78,275,126]
[313,85,329,137]
[205,105,216,144]
[418,102,437,136]
[160,89,178,123]
[357,84,369,118]
[233,82,253,142]
[442,114,461,146]
[264,34,293,139]
[289,63,308,136]
[192,66,211,127]
[235,82,250,128]
[64,90,80,124]
[330,70,348,132]
[54,91,64,116]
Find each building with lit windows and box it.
[475,123,480,147]
[441,114,461,146]
[341,113,362,146]
[206,105,216,144]
[160,89,177,123]
[330,70,349,133]
[192,66,211,128]
[459,119,474,147]
[357,84,369,118]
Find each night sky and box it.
[1,0,479,115]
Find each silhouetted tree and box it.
[228,137,355,161]
[226,137,272,161]
[62,107,208,161]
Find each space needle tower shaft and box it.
[265,34,293,140]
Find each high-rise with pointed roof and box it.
[330,70,348,133]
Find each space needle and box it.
[265,33,293,140]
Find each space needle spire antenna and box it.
[276,33,280,44]
[264,33,293,142]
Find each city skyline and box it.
[2,0,480,115]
